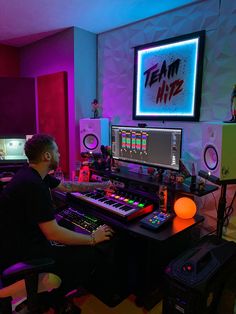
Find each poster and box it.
[133,31,205,121]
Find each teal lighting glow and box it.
[133,31,205,121]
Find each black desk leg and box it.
[135,240,163,310]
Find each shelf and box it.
[179,177,218,196]
[93,169,218,197]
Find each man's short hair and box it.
[24,134,55,163]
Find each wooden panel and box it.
[0,77,36,135]
[37,72,69,175]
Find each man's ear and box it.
[44,151,52,161]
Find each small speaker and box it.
[201,122,236,180]
[80,118,109,153]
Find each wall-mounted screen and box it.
[111,125,182,171]
[0,137,27,163]
[133,31,205,121]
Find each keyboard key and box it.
[57,207,103,233]
[119,205,133,212]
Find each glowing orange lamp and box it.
[174,197,197,219]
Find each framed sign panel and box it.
[133,31,205,121]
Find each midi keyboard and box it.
[70,189,153,221]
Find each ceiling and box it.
[0,0,200,47]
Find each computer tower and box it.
[163,236,236,314]
[88,233,131,307]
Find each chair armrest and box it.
[2,258,54,280]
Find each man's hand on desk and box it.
[92,224,115,245]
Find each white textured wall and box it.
[98,0,236,235]
[98,0,236,158]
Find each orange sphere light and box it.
[174,197,197,219]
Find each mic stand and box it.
[198,170,236,240]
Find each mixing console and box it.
[70,189,153,220]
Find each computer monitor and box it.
[0,136,27,164]
[111,125,182,171]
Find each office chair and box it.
[0,257,61,313]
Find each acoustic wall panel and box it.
[0,77,36,135]
[37,71,69,175]
[0,44,20,77]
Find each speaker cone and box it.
[83,134,99,150]
[204,145,218,170]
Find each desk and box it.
[53,190,204,309]
[0,164,23,191]
[0,176,13,192]
[67,191,203,241]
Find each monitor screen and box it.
[0,137,27,163]
[111,125,182,171]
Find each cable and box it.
[223,191,236,228]
[211,191,218,212]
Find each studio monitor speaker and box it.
[201,122,236,181]
[80,118,109,153]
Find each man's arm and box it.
[56,180,112,193]
[39,219,113,246]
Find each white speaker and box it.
[80,118,109,153]
[201,122,236,181]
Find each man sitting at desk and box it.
[0,133,114,313]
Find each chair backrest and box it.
[0,259,61,314]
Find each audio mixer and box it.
[70,189,153,220]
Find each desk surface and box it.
[64,191,204,243]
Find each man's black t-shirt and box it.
[0,165,60,269]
